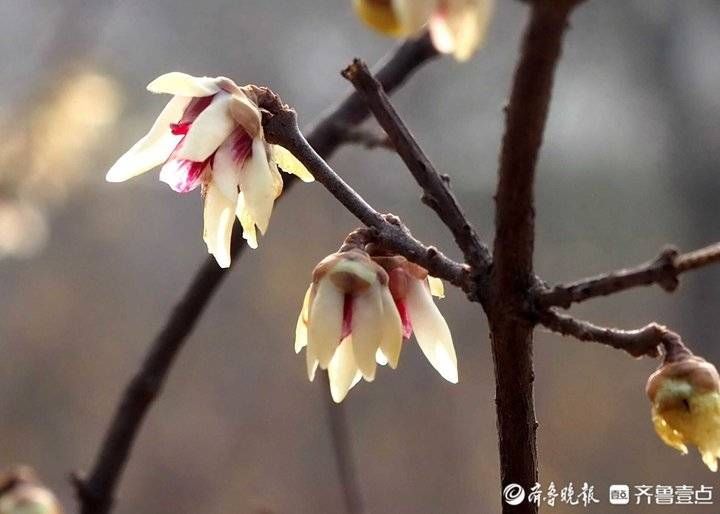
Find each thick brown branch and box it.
[538,310,692,361]
[341,59,492,276]
[488,2,578,513]
[263,106,472,293]
[340,127,394,150]
[538,243,720,309]
[75,36,439,514]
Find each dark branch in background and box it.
[537,242,720,309]
[340,127,395,150]
[320,377,364,514]
[261,102,472,292]
[538,310,693,360]
[488,2,578,513]
[341,59,493,281]
[74,33,439,514]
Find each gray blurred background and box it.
[1,0,719,513]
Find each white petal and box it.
[212,135,243,201]
[147,72,221,97]
[391,0,434,33]
[375,348,389,366]
[406,278,458,383]
[238,137,278,235]
[295,286,312,353]
[106,95,189,182]
[306,345,319,382]
[235,193,258,249]
[430,0,494,62]
[328,338,361,402]
[177,92,237,162]
[203,181,237,268]
[428,276,445,298]
[379,287,403,369]
[351,287,383,381]
[307,278,344,368]
[272,145,314,183]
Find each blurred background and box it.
[1,0,719,513]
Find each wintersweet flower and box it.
[353,0,494,61]
[373,255,458,383]
[646,354,720,471]
[295,249,403,402]
[106,72,313,267]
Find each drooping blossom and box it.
[295,249,403,402]
[373,255,457,384]
[295,249,457,402]
[646,354,720,471]
[353,0,494,61]
[106,72,313,267]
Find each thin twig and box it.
[537,243,720,309]
[488,2,579,513]
[341,59,493,277]
[75,35,439,514]
[537,310,694,359]
[260,103,472,293]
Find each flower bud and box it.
[646,355,720,471]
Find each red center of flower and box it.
[341,294,353,341]
[395,299,413,339]
[170,122,192,135]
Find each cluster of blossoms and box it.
[107,72,313,268]
[295,247,456,402]
[353,0,494,61]
[647,353,720,471]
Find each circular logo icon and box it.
[503,483,526,506]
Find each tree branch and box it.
[341,59,493,278]
[261,103,473,294]
[537,310,692,361]
[74,35,439,514]
[339,127,394,150]
[488,2,579,513]
[537,243,720,309]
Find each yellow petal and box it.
[306,345,319,381]
[272,145,314,182]
[701,449,719,472]
[328,338,361,402]
[351,288,384,381]
[212,136,242,202]
[106,95,189,182]
[295,286,312,353]
[406,278,458,383]
[147,72,222,97]
[238,138,278,235]
[353,0,406,36]
[177,92,237,162]
[229,92,262,139]
[307,278,344,368]
[203,180,237,268]
[379,287,403,369]
[429,0,493,62]
[428,276,445,298]
[235,193,258,249]
[376,348,389,366]
[651,408,689,455]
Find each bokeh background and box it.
[1,1,720,513]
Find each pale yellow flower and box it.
[646,355,720,471]
[295,249,402,402]
[295,251,457,402]
[106,72,313,267]
[353,0,493,61]
[0,467,63,514]
[375,256,457,383]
